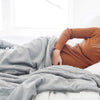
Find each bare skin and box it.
[51,49,62,65]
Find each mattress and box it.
[35,91,100,100]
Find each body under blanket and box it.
[0,36,100,100]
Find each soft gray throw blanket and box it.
[0,36,100,100]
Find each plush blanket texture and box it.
[0,36,100,100]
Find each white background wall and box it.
[0,0,2,31]
[0,0,70,44]
[0,0,100,45]
[73,0,100,28]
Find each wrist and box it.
[54,49,60,54]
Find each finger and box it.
[53,62,58,65]
[60,60,62,65]
[57,62,60,65]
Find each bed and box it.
[0,33,100,100]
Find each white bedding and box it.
[35,91,100,100]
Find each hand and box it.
[51,49,62,65]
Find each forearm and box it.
[54,28,72,51]
[54,27,99,52]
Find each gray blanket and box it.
[0,36,100,100]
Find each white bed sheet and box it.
[35,91,100,100]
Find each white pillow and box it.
[85,62,100,75]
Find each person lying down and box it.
[51,27,100,69]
